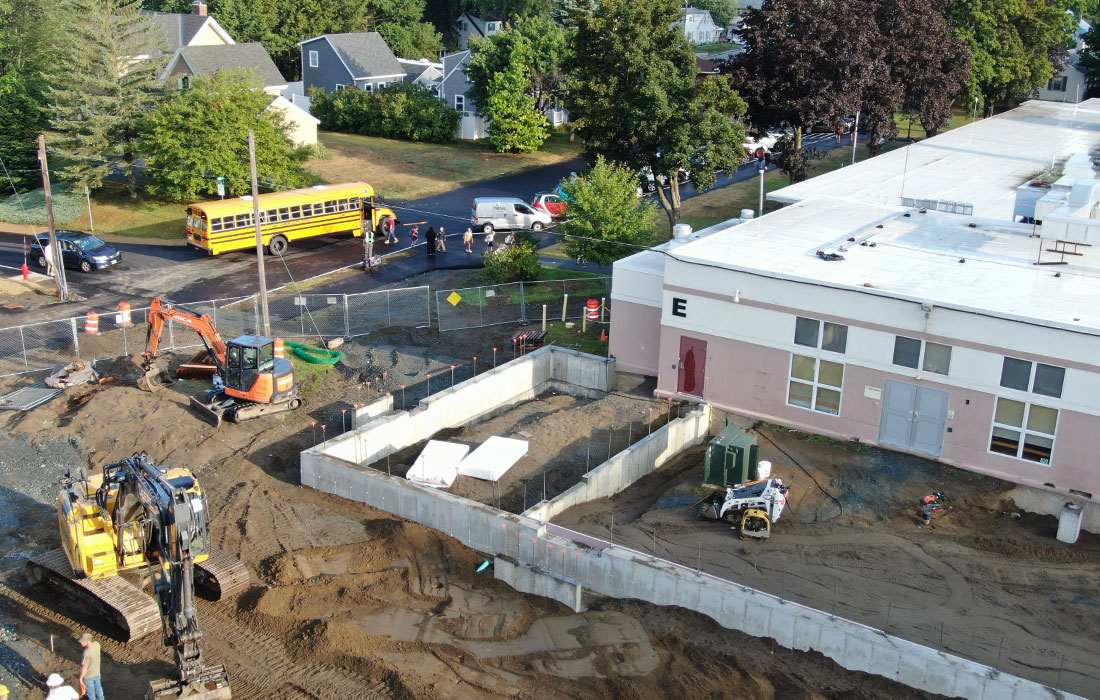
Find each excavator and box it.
[139,297,302,427]
[26,453,250,699]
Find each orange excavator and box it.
[139,298,302,426]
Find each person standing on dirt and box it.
[78,633,104,700]
[463,227,474,253]
[44,674,79,700]
[425,227,437,257]
[436,226,447,253]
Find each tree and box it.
[1079,23,1100,96]
[726,0,880,154]
[466,16,568,113]
[471,0,552,22]
[565,0,746,228]
[482,242,540,282]
[47,0,166,195]
[0,74,46,190]
[559,156,656,267]
[139,70,315,201]
[948,0,1074,109]
[691,0,736,28]
[483,40,551,152]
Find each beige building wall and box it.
[189,22,230,46]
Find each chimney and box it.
[191,1,207,16]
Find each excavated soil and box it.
[0,320,1093,699]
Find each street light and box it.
[757,162,766,217]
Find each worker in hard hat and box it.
[45,673,79,700]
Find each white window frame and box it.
[794,316,847,354]
[989,398,1058,465]
[377,81,386,90]
[999,357,1065,398]
[365,83,374,93]
[308,50,319,68]
[335,83,347,91]
[787,354,844,416]
[454,94,464,111]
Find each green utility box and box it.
[703,426,759,486]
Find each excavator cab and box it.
[221,336,296,404]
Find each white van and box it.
[471,197,552,233]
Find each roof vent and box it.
[672,223,692,240]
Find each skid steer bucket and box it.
[138,366,173,392]
[189,396,224,427]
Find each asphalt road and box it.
[0,131,854,319]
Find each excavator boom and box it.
[140,298,228,392]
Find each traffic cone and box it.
[600,329,608,342]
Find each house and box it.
[163,43,287,93]
[610,99,1100,533]
[455,12,504,50]
[398,58,444,92]
[141,1,234,54]
[439,50,488,139]
[298,33,406,95]
[676,8,722,44]
[266,96,320,147]
[1035,53,1087,103]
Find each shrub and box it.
[311,83,460,144]
[482,242,540,283]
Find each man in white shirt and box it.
[42,240,56,277]
[45,673,79,700]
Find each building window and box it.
[999,357,1065,398]
[455,94,464,111]
[989,398,1057,464]
[793,317,847,353]
[335,83,347,91]
[892,336,952,375]
[377,82,386,90]
[308,50,319,68]
[364,83,374,92]
[788,354,844,415]
[1047,75,1067,92]
[487,21,499,31]
[459,20,467,31]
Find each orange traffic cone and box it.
[600,329,608,342]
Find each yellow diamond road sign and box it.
[447,291,462,306]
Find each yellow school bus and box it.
[185,182,398,256]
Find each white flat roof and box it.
[670,195,1100,334]
[769,99,1100,221]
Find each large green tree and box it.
[691,0,736,28]
[565,0,746,227]
[559,156,656,267]
[48,0,166,195]
[139,70,315,201]
[466,15,568,112]
[1077,22,1100,96]
[948,0,1074,109]
[484,41,551,152]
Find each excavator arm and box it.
[140,298,230,392]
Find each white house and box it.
[676,8,722,44]
[455,13,504,50]
[610,99,1100,532]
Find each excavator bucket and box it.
[189,396,225,427]
[146,664,232,700]
[138,366,174,392]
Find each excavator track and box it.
[25,548,161,641]
[195,548,251,600]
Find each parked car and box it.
[532,192,568,219]
[30,230,122,273]
[744,140,773,162]
[471,197,552,233]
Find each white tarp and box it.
[458,436,528,482]
[406,440,469,488]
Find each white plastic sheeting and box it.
[406,440,470,488]
[458,436,528,482]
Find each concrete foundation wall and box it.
[353,394,393,427]
[523,405,711,522]
[1009,485,1100,534]
[494,555,583,612]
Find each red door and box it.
[677,337,707,397]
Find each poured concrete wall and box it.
[1009,485,1100,534]
[494,555,582,612]
[524,405,711,522]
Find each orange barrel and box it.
[585,298,599,321]
[117,301,133,327]
[85,311,99,335]
[274,337,285,359]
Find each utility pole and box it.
[37,134,67,301]
[757,162,766,217]
[249,131,271,337]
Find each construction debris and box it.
[45,359,98,389]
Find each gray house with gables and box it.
[298,33,406,94]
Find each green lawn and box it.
[70,185,184,240]
[694,42,737,56]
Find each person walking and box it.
[463,227,474,253]
[485,229,496,253]
[436,226,447,252]
[386,216,397,244]
[45,674,79,700]
[425,227,436,257]
[43,240,55,277]
[78,633,104,700]
[410,225,419,243]
[834,124,842,143]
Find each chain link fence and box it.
[0,286,430,378]
[436,277,611,331]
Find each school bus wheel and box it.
[268,235,289,256]
[377,216,392,236]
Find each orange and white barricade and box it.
[85,311,99,335]
[116,301,133,327]
[274,337,285,358]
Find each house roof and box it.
[441,50,471,81]
[142,11,234,50]
[696,57,721,74]
[299,33,404,80]
[174,43,285,87]
[266,95,320,125]
[398,58,443,82]
[683,7,712,15]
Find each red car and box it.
[532,192,568,219]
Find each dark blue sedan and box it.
[31,230,122,273]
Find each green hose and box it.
[284,341,346,365]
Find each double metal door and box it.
[878,380,949,456]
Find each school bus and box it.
[185,182,398,256]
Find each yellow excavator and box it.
[27,453,250,699]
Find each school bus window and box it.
[348,197,359,209]
[236,213,251,228]
[325,200,336,214]
[279,207,289,221]
[290,205,301,219]
[210,218,222,232]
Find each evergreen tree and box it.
[47,0,166,195]
[139,70,315,201]
[484,43,551,153]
